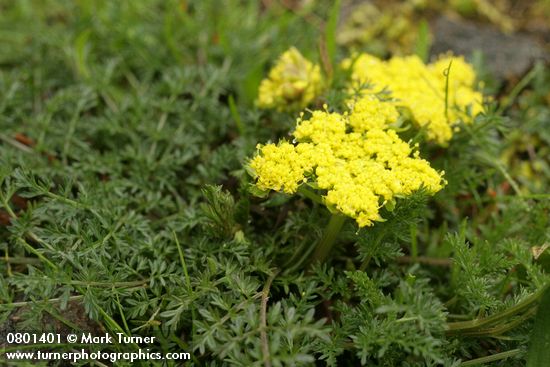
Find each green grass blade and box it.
[325,0,341,72]
[527,286,550,367]
[228,94,245,136]
[414,19,431,63]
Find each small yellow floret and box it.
[348,95,399,132]
[257,47,323,111]
[294,110,347,148]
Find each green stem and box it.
[359,229,386,271]
[2,295,84,308]
[284,238,316,274]
[297,185,324,205]
[497,65,539,115]
[447,284,549,334]
[458,306,537,337]
[0,257,42,265]
[410,224,418,262]
[68,279,148,288]
[17,238,57,270]
[173,230,197,345]
[460,348,522,366]
[309,214,346,266]
[444,60,452,122]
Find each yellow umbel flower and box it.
[257,47,323,111]
[249,104,445,227]
[343,53,483,145]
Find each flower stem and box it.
[297,185,324,205]
[446,284,550,334]
[460,349,522,366]
[309,214,346,266]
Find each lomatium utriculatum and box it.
[256,47,323,111]
[248,102,445,266]
[343,53,483,145]
[250,48,484,269]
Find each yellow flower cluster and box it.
[257,47,323,111]
[249,105,445,227]
[343,53,483,145]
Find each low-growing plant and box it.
[0,1,548,366]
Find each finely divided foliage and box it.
[0,1,549,366]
